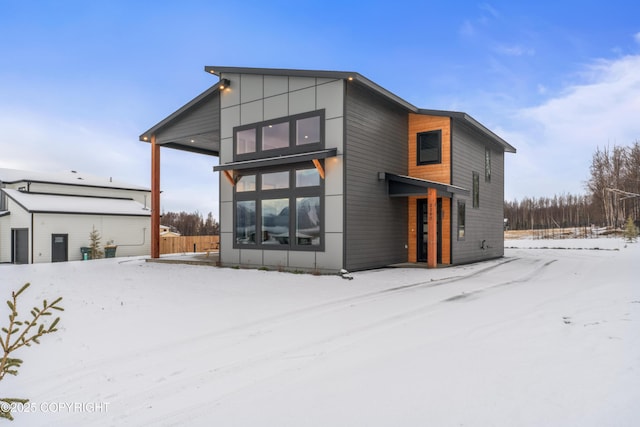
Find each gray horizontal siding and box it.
[451,122,505,264]
[345,83,408,271]
[156,92,220,144]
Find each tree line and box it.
[162,211,219,236]
[505,141,639,230]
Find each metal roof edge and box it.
[205,66,418,112]
[417,109,516,153]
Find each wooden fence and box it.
[160,235,220,254]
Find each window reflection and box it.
[236,200,256,244]
[296,116,320,146]
[296,197,320,245]
[262,198,289,245]
[236,175,256,192]
[236,129,256,154]
[262,122,289,150]
[295,169,319,187]
[262,171,289,190]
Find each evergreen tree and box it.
[89,226,104,259]
[623,216,638,242]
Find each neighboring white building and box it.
[0,168,151,264]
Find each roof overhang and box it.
[205,66,418,112]
[417,109,516,154]
[139,85,221,156]
[382,173,470,198]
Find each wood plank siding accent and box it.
[407,114,452,264]
[344,83,408,271]
[408,114,451,183]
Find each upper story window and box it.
[485,148,492,182]
[417,130,442,165]
[234,110,324,161]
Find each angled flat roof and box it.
[205,65,418,112]
[141,66,515,156]
[417,109,516,153]
[2,189,151,216]
[0,168,149,191]
[384,173,470,197]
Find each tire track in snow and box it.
[116,256,559,424]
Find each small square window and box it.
[417,130,442,165]
[295,168,320,187]
[296,116,321,146]
[261,171,289,190]
[262,122,289,151]
[236,175,256,192]
[236,129,256,155]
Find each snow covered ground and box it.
[1,237,638,426]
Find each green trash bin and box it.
[80,247,92,260]
[104,246,117,258]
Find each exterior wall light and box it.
[218,78,230,90]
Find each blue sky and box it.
[1,0,639,219]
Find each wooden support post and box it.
[151,135,160,259]
[427,187,437,268]
[312,158,325,179]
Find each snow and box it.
[2,189,150,216]
[1,238,638,426]
[0,168,149,191]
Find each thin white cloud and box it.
[503,55,640,200]
[460,20,475,37]
[634,31,640,44]
[494,44,535,56]
[479,3,500,19]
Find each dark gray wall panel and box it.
[156,92,220,145]
[451,122,505,264]
[344,83,408,271]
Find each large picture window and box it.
[417,130,442,165]
[234,165,323,250]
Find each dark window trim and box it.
[417,129,442,165]
[233,109,325,162]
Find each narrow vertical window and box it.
[458,200,466,240]
[472,172,480,208]
[296,196,320,245]
[236,200,256,244]
[485,148,491,182]
[261,198,289,245]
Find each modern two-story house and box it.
[141,66,515,272]
[0,168,151,263]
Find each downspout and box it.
[30,212,34,264]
